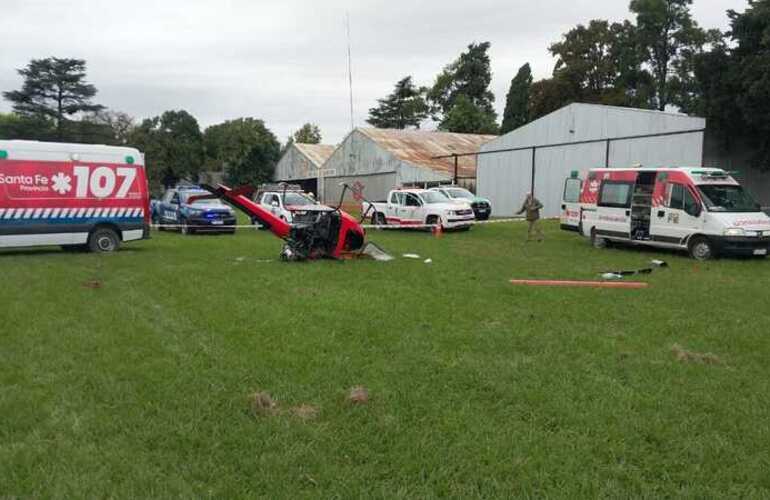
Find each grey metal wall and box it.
[274,145,317,182]
[323,173,397,205]
[478,104,706,218]
[322,129,450,203]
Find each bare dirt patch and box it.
[347,386,369,405]
[672,344,722,365]
[291,404,319,420]
[249,391,278,417]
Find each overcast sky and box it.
[1,0,740,144]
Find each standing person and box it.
[517,193,544,242]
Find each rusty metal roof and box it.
[293,143,336,168]
[358,128,496,178]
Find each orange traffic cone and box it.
[432,221,443,238]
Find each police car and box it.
[157,185,237,234]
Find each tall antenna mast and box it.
[346,12,354,132]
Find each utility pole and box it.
[346,12,354,132]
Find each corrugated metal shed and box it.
[274,143,335,182]
[321,128,495,203]
[478,103,706,218]
[358,128,495,178]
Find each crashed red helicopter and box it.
[189,183,392,261]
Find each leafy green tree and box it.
[367,76,429,129]
[528,77,577,121]
[292,123,322,144]
[630,0,706,110]
[128,110,204,192]
[428,42,497,132]
[2,58,103,140]
[548,19,655,109]
[0,112,55,140]
[500,63,533,133]
[66,110,135,145]
[204,118,280,187]
[440,95,498,134]
[723,0,770,167]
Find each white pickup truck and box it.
[256,189,321,224]
[363,189,475,230]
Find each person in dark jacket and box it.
[517,193,544,241]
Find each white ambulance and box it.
[0,140,150,252]
[561,166,770,260]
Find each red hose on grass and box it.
[510,279,649,289]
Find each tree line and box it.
[0,57,323,193]
[367,0,770,167]
[2,0,769,181]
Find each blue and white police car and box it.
[157,186,237,234]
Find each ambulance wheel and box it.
[689,236,715,261]
[591,228,608,249]
[88,228,121,253]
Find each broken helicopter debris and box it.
[190,183,393,262]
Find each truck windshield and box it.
[697,185,760,213]
[283,193,315,205]
[446,188,474,200]
[420,191,450,204]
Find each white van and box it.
[562,166,770,260]
[0,140,150,252]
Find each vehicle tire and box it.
[373,212,386,226]
[180,218,194,235]
[689,236,715,261]
[88,227,120,253]
[591,228,608,249]
[426,215,440,232]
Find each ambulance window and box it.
[171,192,180,205]
[598,181,633,208]
[668,184,685,210]
[390,192,404,205]
[563,178,582,203]
[683,189,699,215]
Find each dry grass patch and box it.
[672,344,722,365]
[291,404,319,420]
[347,386,369,405]
[249,391,278,417]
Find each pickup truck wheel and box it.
[88,228,120,253]
[689,236,715,261]
[426,215,440,232]
[373,213,386,226]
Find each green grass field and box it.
[2,221,770,498]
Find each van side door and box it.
[595,180,633,241]
[651,183,703,245]
[560,177,583,231]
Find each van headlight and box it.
[724,227,745,237]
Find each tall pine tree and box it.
[367,76,429,129]
[3,57,103,140]
[500,63,532,134]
